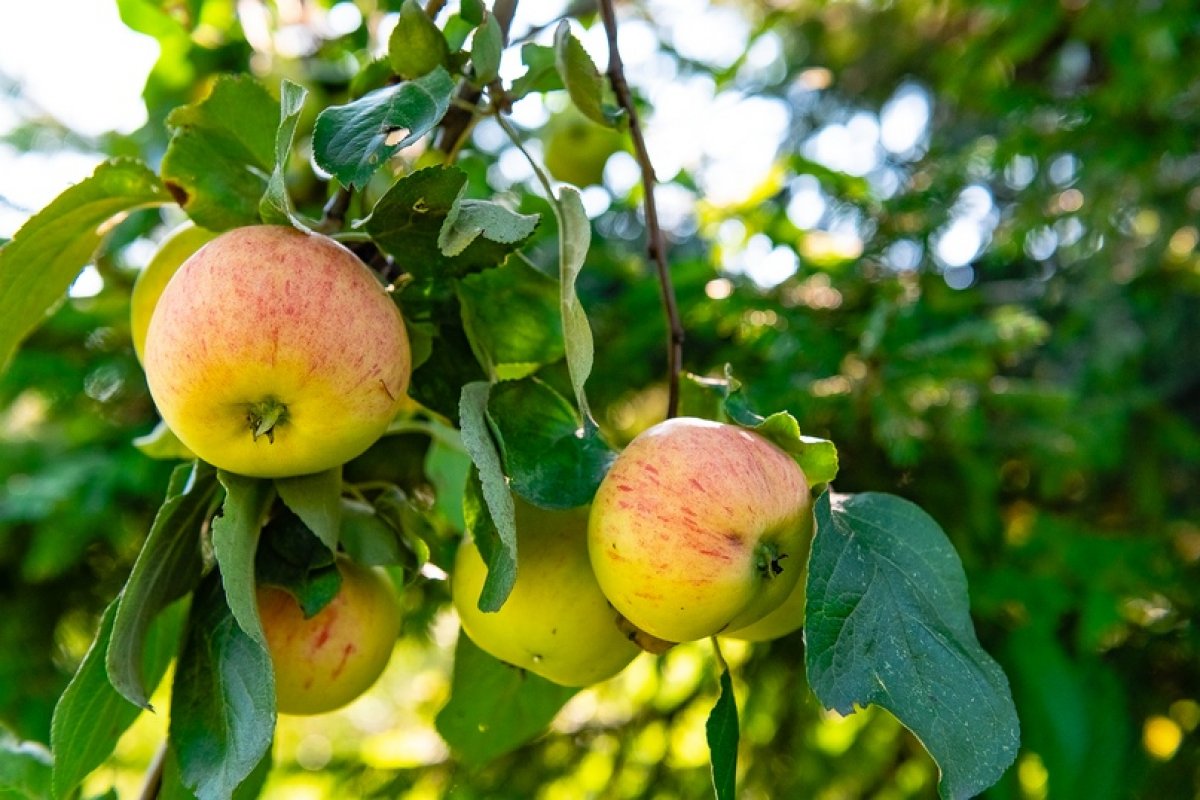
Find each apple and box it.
[257,557,402,715]
[542,108,627,188]
[452,500,641,687]
[143,225,411,478]
[130,223,218,363]
[721,510,813,642]
[588,417,811,643]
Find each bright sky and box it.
[0,1,958,290]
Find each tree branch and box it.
[136,740,168,800]
[434,0,518,153]
[597,0,685,419]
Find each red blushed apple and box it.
[143,225,411,478]
[588,417,811,643]
[257,558,402,716]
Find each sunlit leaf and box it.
[0,159,170,375]
[806,491,1020,800]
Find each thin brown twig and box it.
[317,185,352,234]
[136,740,168,800]
[597,0,685,419]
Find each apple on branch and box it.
[258,557,402,716]
[452,499,641,687]
[143,225,411,478]
[588,417,812,644]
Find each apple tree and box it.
[2,1,1198,798]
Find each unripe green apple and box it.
[721,513,812,641]
[258,558,402,716]
[588,417,811,643]
[143,225,411,478]
[452,500,641,687]
[130,223,218,363]
[542,109,626,188]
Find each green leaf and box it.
[755,412,839,487]
[0,159,170,375]
[52,599,187,800]
[160,75,280,230]
[459,381,517,610]
[372,487,433,573]
[212,472,275,646]
[805,491,1020,800]
[553,21,621,127]
[170,574,275,800]
[487,378,615,508]
[457,257,562,381]
[259,79,311,229]
[470,11,502,86]
[274,467,342,552]
[255,507,341,618]
[439,198,539,257]
[339,497,406,567]
[510,44,563,100]
[109,462,217,709]
[313,68,455,188]
[389,0,450,80]
[366,166,536,281]
[556,186,596,426]
[435,633,577,765]
[133,421,196,461]
[459,0,484,26]
[0,730,51,800]
[706,669,739,800]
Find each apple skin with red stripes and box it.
[257,558,401,715]
[588,417,811,644]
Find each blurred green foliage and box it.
[1,0,1198,798]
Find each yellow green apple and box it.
[588,417,811,643]
[130,223,218,362]
[143,225,411,478]
[543,108,627,188]
[452,500,641,687]
[257,557,402,715]
[721,513,812,641]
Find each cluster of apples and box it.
[134,224,814,716]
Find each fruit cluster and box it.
[138,224,814,713]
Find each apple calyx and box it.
[246,397,289,443]
[754,541,789,580]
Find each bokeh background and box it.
[1,0,1198,797]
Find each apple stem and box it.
[247,398,289,444]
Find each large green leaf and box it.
[435,633,577,765]
[108,462,217,709]
[0,159,170,374]
[457,258,562,381]
[52,599,187,800]
[312,68,455,188]
[805,491,1020,800]
[160,75,279,230]
[487,378,615,509]
[169,575,275,800]
[439,198,539,258]
[211,472,275,646]
[458,382,517,611]
[365,166,535,281]
[706,669,739,800]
